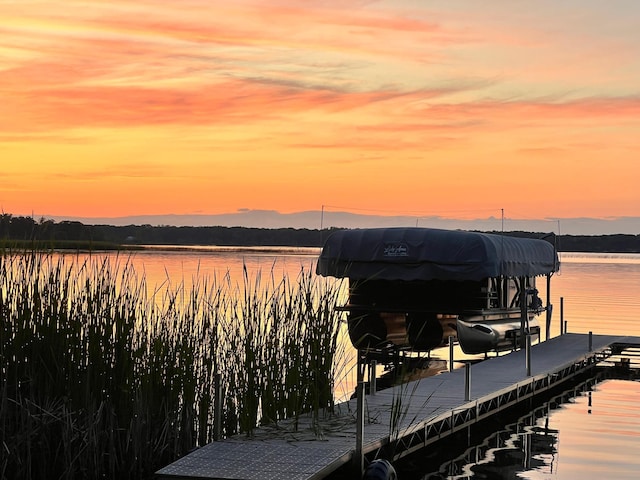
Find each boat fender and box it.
[363,459,397,480]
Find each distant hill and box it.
[43,210,640,236]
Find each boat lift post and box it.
[544,233,557,341]
[545,273,552,341]
[519,276,527,349]
[449,336,455,372]
[526,334,532,376]
[354,350,365,476]
[520,276,534,374]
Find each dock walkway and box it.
[156,333,640,480]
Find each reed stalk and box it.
[0,249,346,479]
[385,373,440,461]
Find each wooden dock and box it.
[156,333,640,480]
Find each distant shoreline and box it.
[2,236,640,255]
[1,215,639,253]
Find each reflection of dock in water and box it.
[156,334,640,480]
[420,385,567,479]
[424,362,640,480]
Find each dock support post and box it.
[526,334,532,376]
[355,351,365,475]
[589,331,593,352]
[214,373,222,441]
[369,360,377,395]
[449,336,454,372]
[464,363,471,401]
[560,297,564,334]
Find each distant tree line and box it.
[0,214,327,248]
[1,214,639,252]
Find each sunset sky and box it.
[2,1,639,224]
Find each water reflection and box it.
[406,377,640,480]
[428,423,559,479]
[413,393,562,479]
[53,246,323,298]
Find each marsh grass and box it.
[0,249,346,479]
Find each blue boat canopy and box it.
[316,227,559,281]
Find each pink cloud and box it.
[2,1,639,146]
[3,54,639,144]
[0,82,359,132]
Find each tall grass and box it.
[0,249,346,479]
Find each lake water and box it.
[60,248,640,478]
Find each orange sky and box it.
[1,1,640,223]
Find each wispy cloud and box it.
[51,162,175,180]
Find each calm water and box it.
[60,248,640,478]
[411,378,640,480]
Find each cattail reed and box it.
[0,249,347,479]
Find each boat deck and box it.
[156,333,640,480]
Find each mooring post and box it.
[464,363,471,401]
[526,334,532,376]
[449,335,454,372]
[355,351,365,475]
[589,331,593,352]
[369,359,377,395]
[213,372,222,441]
[560,297,564,335]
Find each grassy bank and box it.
[0,239,131,251]
[0,250,346,479]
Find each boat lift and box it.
[316,227,560,364]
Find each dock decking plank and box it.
[156,333,638,480]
